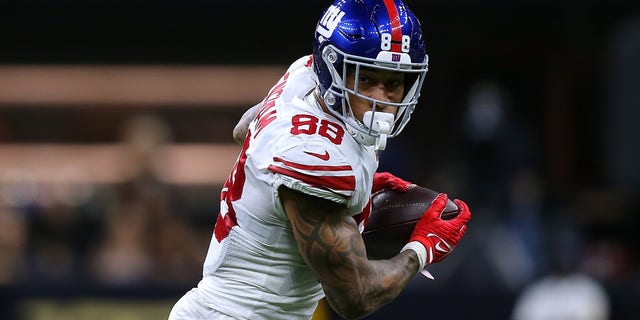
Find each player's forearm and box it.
[281,187,419,318]
[233,103,261,144]
[322,250,419,319]
[289,208,418,318]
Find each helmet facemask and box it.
[320,45,428,150]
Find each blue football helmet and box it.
[312,0,429,150]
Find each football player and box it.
[169,0,471,319]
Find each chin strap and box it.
[363,111,394,150]
[375,129,388,150]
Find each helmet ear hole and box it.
[324,91,337,106]
[324,47,339,64]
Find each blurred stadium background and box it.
[1,0,639,319]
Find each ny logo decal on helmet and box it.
[317,5,345,39]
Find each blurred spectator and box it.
[0,207,23,320]
[88,188,156,286]
[0,206,27,284]
[484,168,546,291]
[26,202,80,284]
[441,80,546,292]
[511,271,610,320]
[511,208,611,320]
[458,80,537,210]
[88,113,206,287]
[511,231,610,320]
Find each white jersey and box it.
[195,55,378,319]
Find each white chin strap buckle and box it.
[363,111,394,150]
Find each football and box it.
[361,186,459,260]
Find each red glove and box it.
[402,193,471,271]
[372,172,414,194]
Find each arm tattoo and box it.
[281,187,419,318]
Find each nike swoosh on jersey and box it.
[304,150,330,161]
